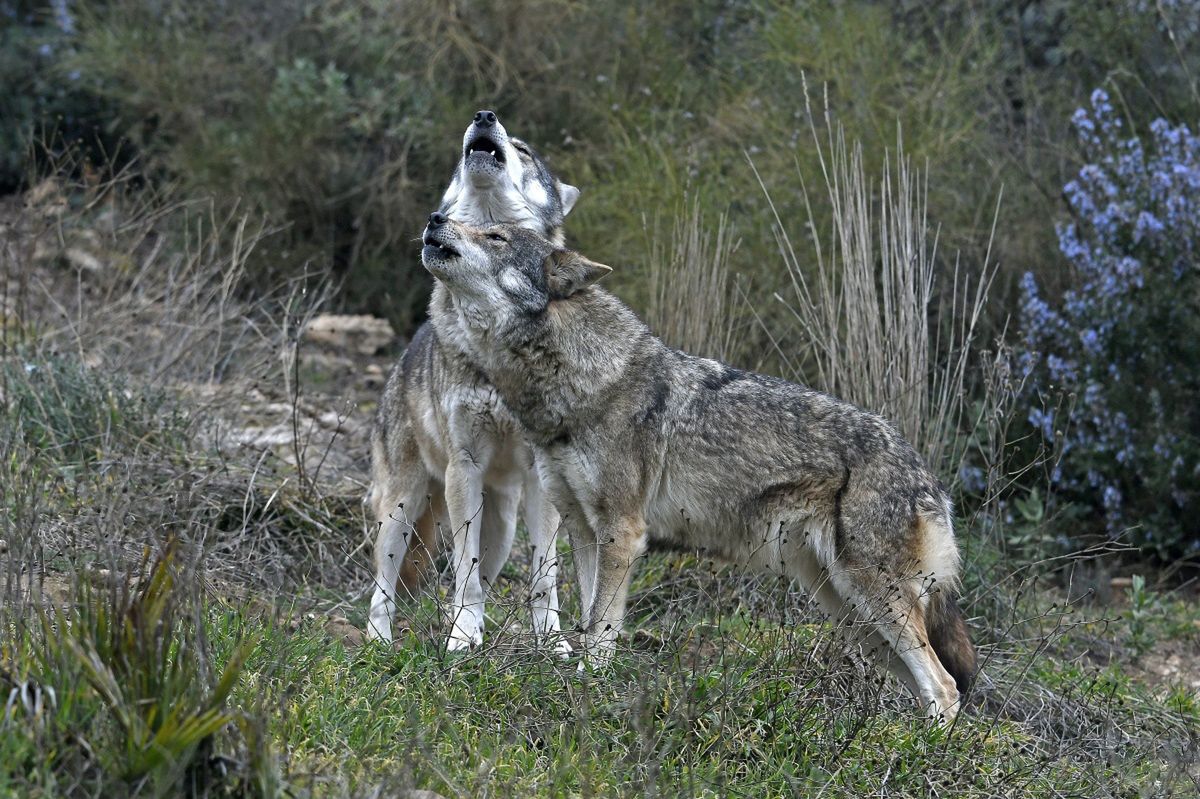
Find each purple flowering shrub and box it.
[1019,88,1200,559]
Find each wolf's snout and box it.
[473,110,498,128]
[422,213,458,260]
[423,212,453,248]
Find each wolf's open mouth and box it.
[422,231,459,257]
[465,133,505,164]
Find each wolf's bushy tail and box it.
[926,587,977,694]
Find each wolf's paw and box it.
[446,628,483,653]
[577,640,615,673]
[364,618,393,645]
[575,656,613,676]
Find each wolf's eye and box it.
[486,232,508,243]
[512,143,530,155]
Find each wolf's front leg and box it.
[523,469,570,656]
[366,481,431,644]
[444,460,486,652]
[367,514,414,643]
[583,516,647,668]
[537,466,597,631]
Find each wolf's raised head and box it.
[439,110,580,248]
[421,214,609,319]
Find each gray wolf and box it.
[417,216,977,720]
[366,110,580,652]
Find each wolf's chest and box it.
[414,385,529,482]
[442,384,522,439]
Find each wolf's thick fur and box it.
[420,218,977,720]
[366,111,579,652]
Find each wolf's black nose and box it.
[428,211,448,227]
[473,110,497,128]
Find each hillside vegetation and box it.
[2,1,1199,796]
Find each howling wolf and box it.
[417,216,977,721]
[366,111,580,653]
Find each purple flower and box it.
[52,0,74,35]
[1017,87,1200,555]
[1028,407,1056,441]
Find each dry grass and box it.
[4,159,274,383]
[1,148,358,591]
[1,156,1197,797]
[754,82,998,478]
[644,199,745,363]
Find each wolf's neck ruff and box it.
[441,182,564,245]
[430,281,507,360]
[461,288,650,445]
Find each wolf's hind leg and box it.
[444,460,488,652]
[523,471,569,655]
[470,486,521,645]
[826,564,960,722]
[395,492,442,597]
[799,564,924,701]
[775,518,922,699]
[368,481,431,643]
[479,486,520,587]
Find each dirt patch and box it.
[1133,631,1200,693]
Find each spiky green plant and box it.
[38,541,256,787]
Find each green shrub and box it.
[1,352,184,466]
[0,540,266,795]
[38,542,257,787]
[1018,89,1200,561]
[0,2,119,191]
[11,4,1037,335]
[10,1,1192,347]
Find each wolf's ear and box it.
[558,182,580,216]
[544,250,611,298]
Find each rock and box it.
[24,178,67,217]
[326,615,365,647]
[1139,649,1200,692]
[303,314,395,356]
[65,247,104,273]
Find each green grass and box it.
[1,352,186,465]
[192,578,1195,798]
[0,348,1194,796]
[3,161,1198,797]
